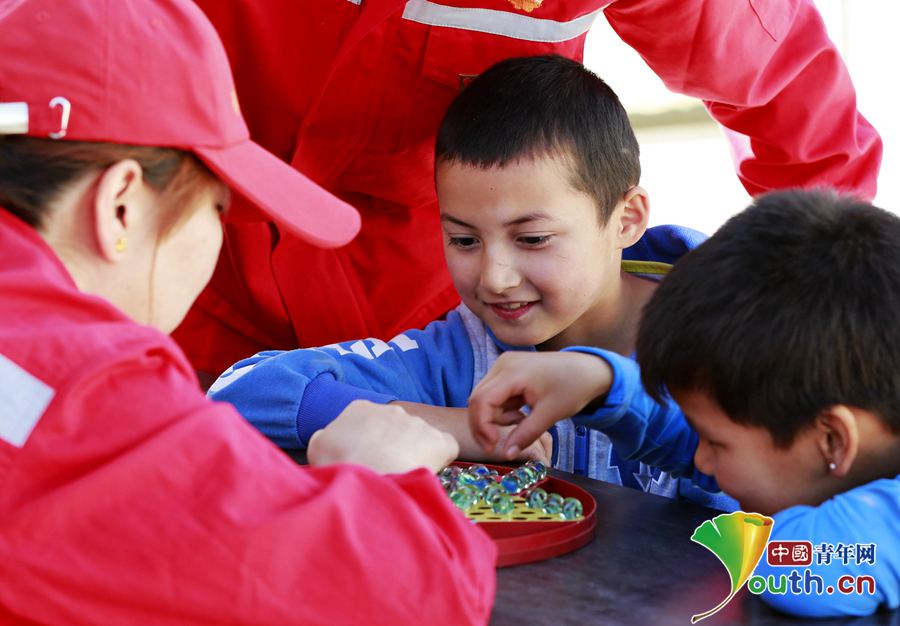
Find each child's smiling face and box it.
[436,152,631,350]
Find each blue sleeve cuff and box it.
[560,345,715,487]
[560,346,635,428]
[295,374,398,447]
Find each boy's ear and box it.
[814,405,859,477]
[91,159,146,263]
[615,186,649,249]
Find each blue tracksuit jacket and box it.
[210,225,735,509]
[567,345,899,618]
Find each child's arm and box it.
[394,401,553,464]
[209,310,476,449]
[753,478,900,617]
[469,348,713,487]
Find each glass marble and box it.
[458,471,479,485]
[467,464,490,477]
[513,467,535,488]
[501,473,523,494]
[490,493,515,515]
[526,461,548,481]
[482,483,505,505]
[525,487,548,510]
[450,485,478,511]
[561,497,583,520]
[543,492,565,516]
[440,466,462,480]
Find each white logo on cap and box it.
[48,96,70,139]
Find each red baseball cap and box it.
[0,0,360,248]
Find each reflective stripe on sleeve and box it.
[0,352,54,447]
[402,0,601,43]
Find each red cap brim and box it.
[194,139,360,248]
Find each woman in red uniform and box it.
[0,1,495,623]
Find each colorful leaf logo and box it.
[690,511,774,623]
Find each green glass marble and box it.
[490,493,515,515]
[525,487,548,510]
[543,492,565,516]
[514,467,536,488]
[561,497,583,520]
[482,483,505,505]
[450,485,477,511]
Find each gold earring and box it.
[114,237,127,253]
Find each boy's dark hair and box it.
[637,189,900,447]
[435,55,640,224]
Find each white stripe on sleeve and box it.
[0,352,54,447]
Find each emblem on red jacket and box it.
[507,0,542,12]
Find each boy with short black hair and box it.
[210,55,730,508]
[468,189,900,617]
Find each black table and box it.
[492,470,898,626]
[284,451,896,625]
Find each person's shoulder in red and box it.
[0,209,495,625]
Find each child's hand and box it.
[392,401,552,465]
[308,400,459,474]
[492,428,553,465]
[468,352,613,459]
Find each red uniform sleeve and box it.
[0,348,496,625]
[604,0,882,199]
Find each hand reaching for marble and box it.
[468,351,613,459]
[494,427,553,465]
[391,401,553,465]
[308,400,459,474]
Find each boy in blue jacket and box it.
[468,189,899,617]
[210,55,730,508]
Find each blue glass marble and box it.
[490,493,515,515]
[543,493,565,516]
[561,497,583,520]
[440,466,462,481]
[501,473,523,494]
[467,464,491,477]
[526,461,548,482]
[525,487,548,510]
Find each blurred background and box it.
[583,0,899,235]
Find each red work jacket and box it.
[0,209,496,625]
[178,0,882,376]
